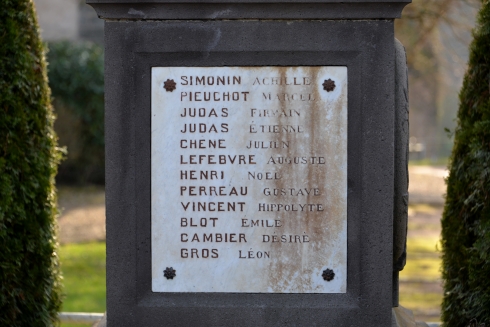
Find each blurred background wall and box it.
[34,0,103,45]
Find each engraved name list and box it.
[151,66,347,293]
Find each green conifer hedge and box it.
[441,0,490,326]
[0,0,63,325]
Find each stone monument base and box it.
[92,313,106,327]
[393,306,430,327]
[94,307,430,327]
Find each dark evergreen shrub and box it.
[0,0,63,326]
[47,41,105,184]
[441,1,490,326]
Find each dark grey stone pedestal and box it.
[87,1,412,326]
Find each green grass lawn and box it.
[402,235,441,281]
[400,233,442,322]
[59,242,106,326]
[409,157,449,166]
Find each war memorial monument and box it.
[87,0,415,325]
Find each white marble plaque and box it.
[151,67,347,293]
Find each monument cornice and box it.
[87,0,411,20]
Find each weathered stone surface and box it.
[392,306,430,327]
[98,14,404,326]
[92,313,106,327]
[393,37,410,306]
[151,66,347,293]
[87,0,411,20]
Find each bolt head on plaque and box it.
[322,79,336,92]
[163,267,176,279]
[163,79,176,92]
[322,268,335,281]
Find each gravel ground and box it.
[409,166,447,205]
[57,186,105,244]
